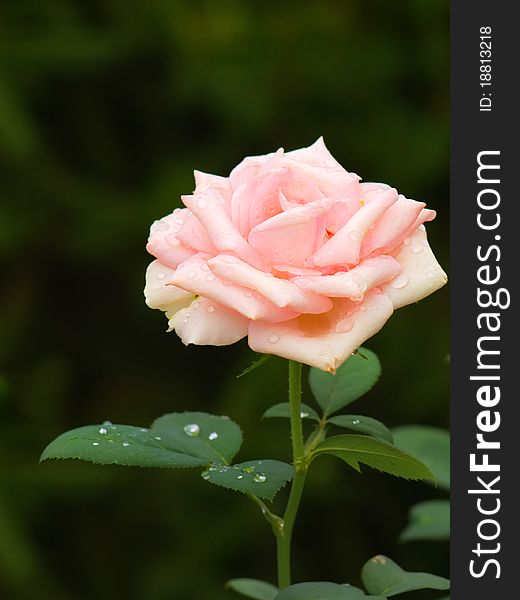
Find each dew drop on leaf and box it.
[183,423,200,437]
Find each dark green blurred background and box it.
[0,1,449,598]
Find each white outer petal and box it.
[171,297,249,346]
[144,260,195,312]
[384,226,447,309]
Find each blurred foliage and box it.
[0,0,449,599]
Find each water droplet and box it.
[208,432,218,441]
[242,466,256,474]
[202,471,210,480]
[359,306,367,312]
[153,219,169,231]
[102,420,113,427]
[221,415,230,420]
[156,272,167,280]
[99,427,107,435]
[237,475,244,480]
[140,428,147,432]
[154,436,162,441]
[188,271,197,279]
[403,238,411,246]
[122,441,130,447]
[200,263,210,271]
[352,419,360,425]
[184,423,200,437]
[390,274,409,289]
[268,334,280,343]
[205,274,215,282]
[336,318,353,333]
[92,442,99,446]
[300,412,309,418]
[197,198,207,209]
[206,305,215,313]
[411,242,424,254]
[253,473,267,483]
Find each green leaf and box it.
[328,415,393,443]
[392,426,450,490]
[274,582,379,599]
[227,578,278,600]
[41,412,242,469]
[237,354,272,378]
[153,412,242,465]
[202,460,294,501]
[361,555,450,597]
[40,423,209,468]
[312,435,434,481]
[309,348,381,416]
[263,403,320,422]
[400,500,450,542]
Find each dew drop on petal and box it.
[268,334,280,343]
[99,427,107,435]
[156,272,167,280]
[183,423,200,437]
[208,432,218,441]
[188,271,197,280]
[206,305,215,313]
[197,198,207,209]
[253,473,267,483]
[411,242,424,254]
[206,274,215,282]
[153,219,169,232]
[390,274,409,289]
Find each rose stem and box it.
[276,360,307,589]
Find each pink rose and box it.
[144,138,447,371]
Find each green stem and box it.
[276,360,307,589]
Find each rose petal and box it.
[383,227,447,309]
[144,260,195,313]
[249,198,333,267]
[248,290,394,371]
[170,297,248,346]
[208,254,333,314]
[231,169,285,237]
[311,188,398,267]
[194,170,232,205]
[169,254,298,322]
[294,256,401,300]
[182,190,268,270]
[146,210,196,268]
[362,196,427,256]
[175,210,219,254]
